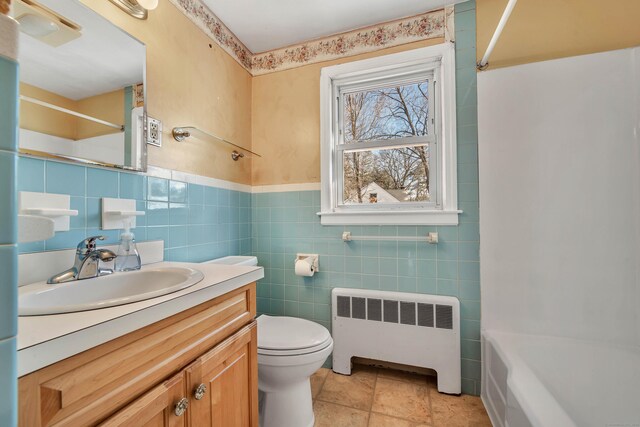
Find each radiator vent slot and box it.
[400,301,416,325]
[383,300,399,323]
[337,295,350,318]
[367,298,382,321]
[417,303,434,327]
[436,304,453,329]
[352,297,366,320]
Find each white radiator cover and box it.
[331,288,461,394]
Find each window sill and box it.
[317,209,461,226]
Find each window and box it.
[319,44,459,225]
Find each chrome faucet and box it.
[47,236,117,284]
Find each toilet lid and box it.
[257,315,331,352]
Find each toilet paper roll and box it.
[295,258,315,277]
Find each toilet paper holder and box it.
[295,253,319,272]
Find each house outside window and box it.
[319,44,460,225]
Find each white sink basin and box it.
[19,266,205,316]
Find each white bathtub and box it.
[482,330,640,427]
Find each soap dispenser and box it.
[115,218,141,271]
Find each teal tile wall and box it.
[0,47,19,426]
[17,157,252,262]
[251,1,480,395]
[0,337,16,424]
[0,245,17,340]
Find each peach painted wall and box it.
[251,38,445,186]
[75,89,125,140]
[20,83,77,140]
[477,0,640,70]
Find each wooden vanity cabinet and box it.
[19,283,258,427]
[98,373,187,427]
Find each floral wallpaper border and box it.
[168,0,451,76]
[251,9,447,75]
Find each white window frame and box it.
[319,44,460,225]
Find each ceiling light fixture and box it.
[11,0,82,47]
[107,0,158,20]
[16,13,59,37]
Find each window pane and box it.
[342,80,429,144]
[342,145,431,204]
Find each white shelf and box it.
[102,198,145,230]
[20,95,124,131]
[19,192,77,233]
[21,208,78,218]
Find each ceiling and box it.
[16,0,144,100]
[203,0,465,53]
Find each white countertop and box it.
[17,261,264,376]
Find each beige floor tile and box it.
[311,368,330,398]
[317,366,377,411]
[371,378,431,424]
[377,368,432,387]
[429,390,492,427]
[367,413,413,427]
[313,401,369,427]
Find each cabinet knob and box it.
[174,397,189,417]
[194,383,207,400]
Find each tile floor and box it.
[310,365,492,427]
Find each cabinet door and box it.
[98,373,187,427]
[185,321,258,427]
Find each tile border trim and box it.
[144,165,252,193]
[252,183,321,193]
[146,166,320,193]
[21,156,316,195]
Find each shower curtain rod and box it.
[477,0,518,70]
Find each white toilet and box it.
[203,256,333,426]
[257,315,333,427]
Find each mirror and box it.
[12,0,147,171]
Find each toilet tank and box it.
[202,256,258,266]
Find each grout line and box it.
[368,367,378,413]
[366,366,379,426]
[314,395,370,414]
[318,369,329,392]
